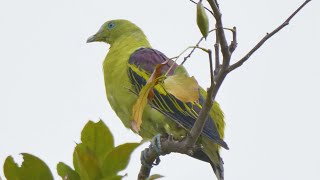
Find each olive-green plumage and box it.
[87,19,226,180]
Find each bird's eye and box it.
[107,22,115,29]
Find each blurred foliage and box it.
[4,153,54,180]
[3,120,141,180]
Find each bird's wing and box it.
[128,48,228,149]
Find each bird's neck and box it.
[103,31,151,79]
[109,31,151,54]
[102,31,151,114]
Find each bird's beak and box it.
[86,35,97,43]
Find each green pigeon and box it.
[87,19,227,180]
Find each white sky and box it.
[0,0,319,179]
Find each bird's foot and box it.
[151,134,166,155]
[140,134,168,168]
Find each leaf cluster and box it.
[3,120,141,180]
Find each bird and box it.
[87,19,227,180]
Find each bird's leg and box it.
[140,133,169,168]
[151,133,168,155]
[141,132,192,167]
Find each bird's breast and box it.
[103,49,137,128]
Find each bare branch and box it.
[138,135,201,180]
[138,0,311,179]
[185,0,231,147]
[207,0,231,66]
[228,0,311,72]
[214,31,220,76]
[208,49,215,87]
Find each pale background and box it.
[0,0,319,179]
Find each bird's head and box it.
[86,19,144,45]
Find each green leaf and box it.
[100,174,125,180]
[101,143,140,177]
[81,120,114,165]
[131,60,168,132]
[3,156,20,179]
[131,79,158,132]
[163,74,199,102]
[73,143,102,180]
[196,1,209,38]
[4,153,53,180]
[57,162,80,180]
[147,174,164,180]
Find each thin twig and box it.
[228,0,311,72]
[208,49,214,85]
[167,46,208,76]
[229,26,237,53]
[182,28,233,65]
[181,37,205,65]
[182,29,216,65]
[189,0,214,16]
[214,31,220,76]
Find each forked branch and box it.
[138,0,311,179]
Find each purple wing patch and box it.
[129,48,178,76]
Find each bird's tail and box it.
[209,155,224,180]
[192,146,224,180]
[201,137,225,180]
